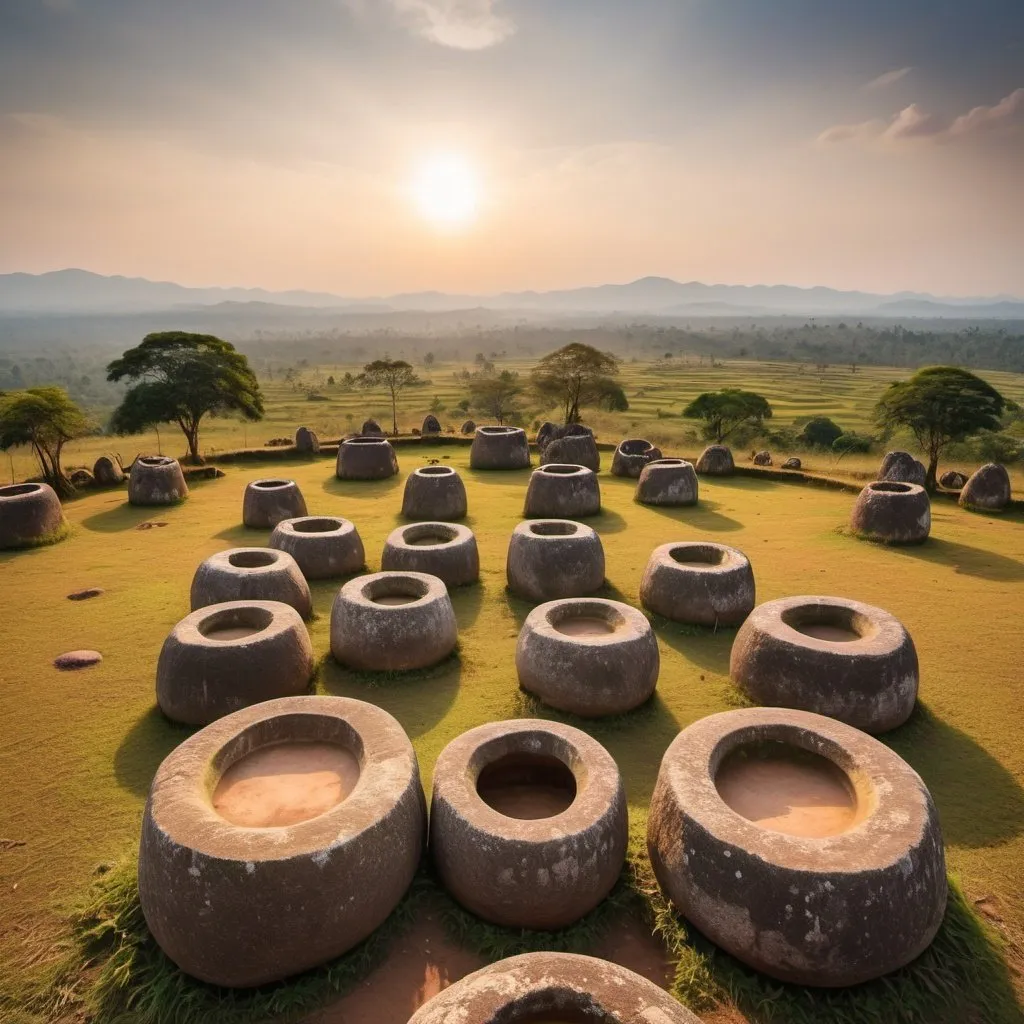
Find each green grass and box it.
[1,449,1023,1022]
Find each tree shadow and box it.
[639,499,744,533]
[886,536,1024,583]
[80,502,175,534]
[318,654,461,739]
[114,705,195,797]
[213,523,265,543]
[885,703,1024,848]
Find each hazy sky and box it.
[1,0,1022,297]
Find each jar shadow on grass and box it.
[317,654,461,740]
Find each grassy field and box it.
[1,446,1022,1022]
[5,357,1023,490]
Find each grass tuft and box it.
[41,825,1021,1024]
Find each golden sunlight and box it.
[409,153,480,229]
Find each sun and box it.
[410,153,480,229]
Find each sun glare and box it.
[410,153,480,229]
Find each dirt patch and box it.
[590,913,674,988]
[715,743,860,838]
[213,742,360,828]
[67,588,104,601]
[555,616,616,637]
[135,521,169,531]
[307,916,485,1024]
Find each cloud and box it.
[863,67,913,91]
[386,0,516,50]
[818,88,1024,146]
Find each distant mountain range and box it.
[1,269,1022,319]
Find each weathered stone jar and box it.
[0,482,66,549]
[695,445,735,476]
[128,455,188,505]
[156,600,314,725]
[408,952,703,1024]
[523,464,601,518]
[850,481,931,544]
[402,465,468,520]
[430,720,628,929]
[611,438,663,478]
[330,571,458,671]
[959,462,1011,511]
[335,436,399,480]
[516,598,659,717]
[635,458,699,506]
[93,455,125,486]
[648,707,947,986]
[381,522,480,588]
[469,425,531,470]
[421,414,441,435]
[190,547,313,618]
[542,432,601,473]
[269,516,365,580]
[640,541,754,627]
[506,519,605,602]
[138,695,426,987]
[294,426,319,454]
[730,596,918,733]
[879,450,926,486]
[242,478,308,529]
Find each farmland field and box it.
[1,444,1022,1023]
[6,357,1024,490]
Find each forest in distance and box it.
[1,313,1024,408]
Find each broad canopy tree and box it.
[468,369,524,425]
[530,343,621,424]
[106,332,263,463]
[875,365,1004,490]
[356,358,423,436]
[0,386,90,498]
[683,389,773,443]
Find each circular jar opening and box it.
[621,439,649,454]
[254,479,289,489]
[364,575,428,606]
[0,484,41,497]
[213,740,360,828]
[781,604,870,644]
[419,466,454,476]
[228,550,278,569]
[506,1011,599,1024]
[139,456,171,467]
[403,524,457,547]
[198,606,274,642]
[481,426,515,435]
[651,459,684,467]
[670,544,724,568]
[870,482,912,493]
[477,752,577,820]
[715,740,863,838]
[349,437,385,445]
[529,522,578,537]
[555,616,615,638]
[540,464,584,476]
[292,517,343,534]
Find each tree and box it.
[0,386,90,497]
[107,332,263,463]
[683,389,773,442]
[599,384,630,412]
[874,366,1004,490]
[356,358,422,436]
[800,416,843,449]
[469,369,524,425]
[530,343,620,424]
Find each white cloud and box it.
[818,88,1024,146]
[863,67,913,92]
[387,0,516,50]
